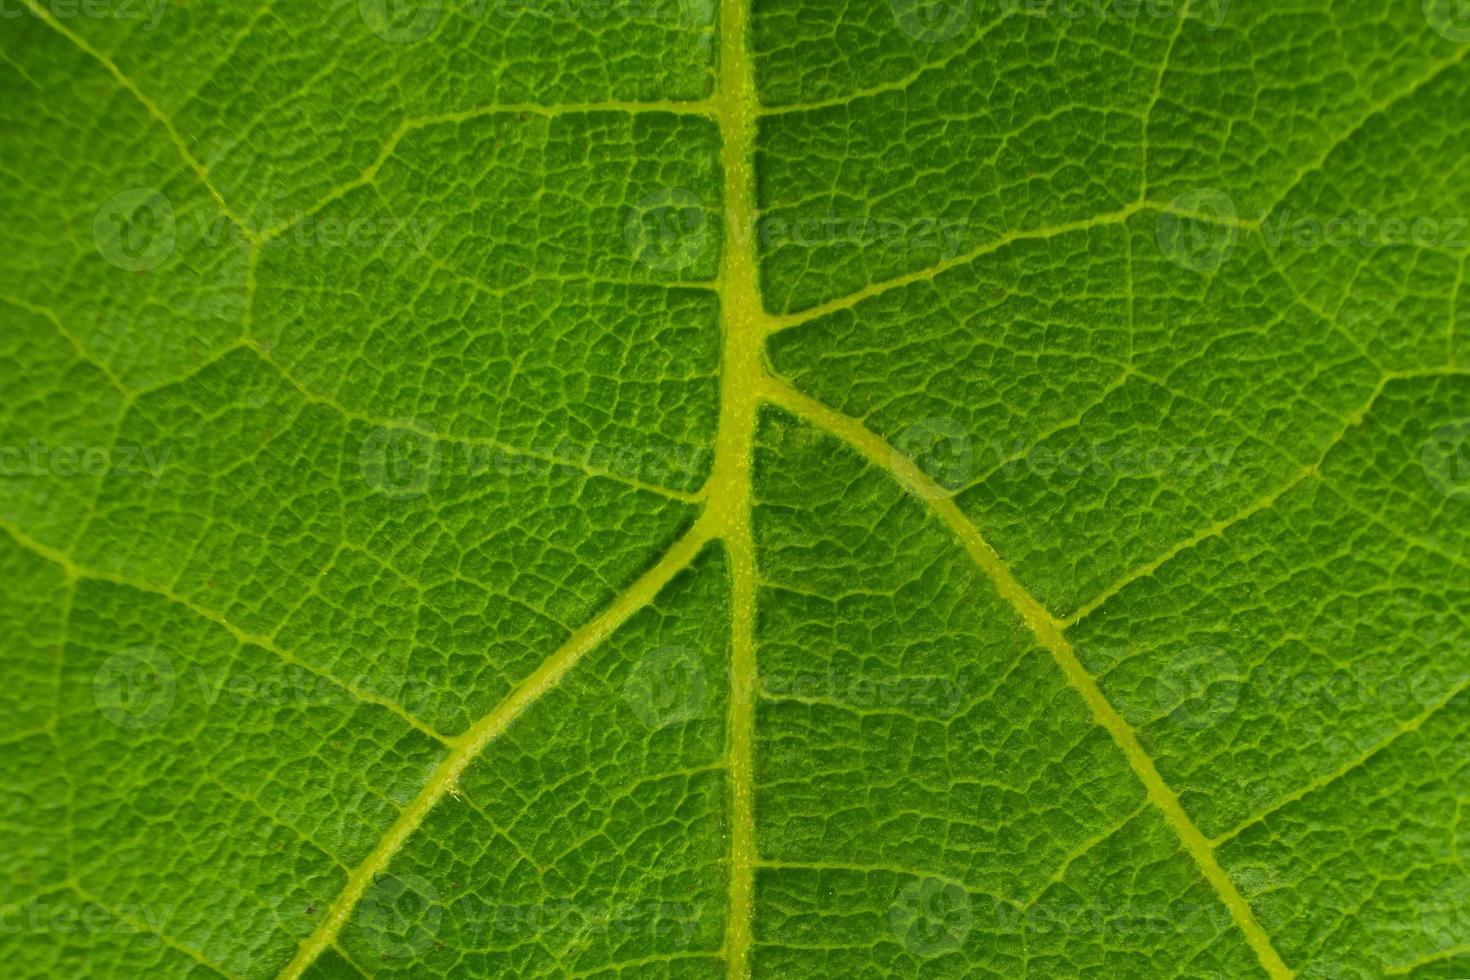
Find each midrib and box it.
[709,0,763,975]
[259,0,1297,975]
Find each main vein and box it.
[710,0,764,975]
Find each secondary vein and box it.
[275,519,714,979]
[758,375,1295,980]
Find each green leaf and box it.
[2,1,1468,978]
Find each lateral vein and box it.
[275,518,713,978]
[758,375,1294,980]
[20,0,255,238]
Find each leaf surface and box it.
[2,1,1469,978]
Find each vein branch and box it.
[274,518,714,979]
[20,0,256,239]
[757,375,1294,980]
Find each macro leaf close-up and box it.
[4,0,1470,976]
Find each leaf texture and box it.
[2,1,1468,978]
